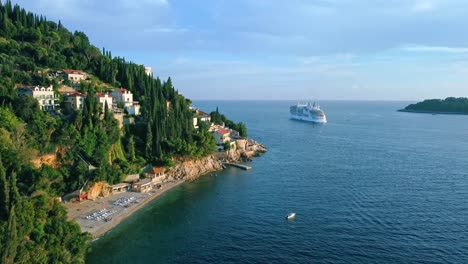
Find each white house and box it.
[145,67,152,76]
[111,88,133,107]
[214,129,231,145]
[96,93,113,111]
[18,85,58,111]
[62,69,86,83]
[198,110,211,123]
[63,92,86,111]
[110,88,140,115]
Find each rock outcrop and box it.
[222,139,267,162]
[87,182,110,199]
[166,155,223,181]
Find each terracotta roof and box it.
[217,129,230,135]
[63,69,85,75]
[96,93,110,98]
[116,88,129,93]
[152,167,165,174]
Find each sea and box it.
[87,101,468,264]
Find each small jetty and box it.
[222,162,252,170]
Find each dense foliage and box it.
[0,0,219,262]
[404,97,468,113]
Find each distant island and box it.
[399,97,468,115]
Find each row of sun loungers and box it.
[113,196,138,207]
[85,209,116,221]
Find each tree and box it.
[127,135,136,162]
[0,156,8,221]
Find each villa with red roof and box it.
[214,129,231,145]
[61,69,86,83]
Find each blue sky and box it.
[11,0,468,100]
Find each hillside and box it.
[0,0,220,263]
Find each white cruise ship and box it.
[290,102,327,123]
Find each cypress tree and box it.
[145,121,153,160]
[0,156,8,221]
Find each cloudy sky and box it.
[11,0,468,100]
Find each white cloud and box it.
[404,45,468,53]
[412,0,437,12]
[144,26,188,33]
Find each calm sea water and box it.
[87,101,468,263]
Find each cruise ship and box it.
[290,102,327,123]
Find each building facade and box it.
[214,129,231,145]
[145,67,152,76]
[63,92,86,111]
[110,88,140,115]
[18,85,58,111]
[62,69,86,83]
[133,179,153,193]
[96,93,113,111]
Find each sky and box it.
[10,0,468,100]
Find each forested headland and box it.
[0,1,247,263]
[400,97,468,114]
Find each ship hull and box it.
[290,114,327,123]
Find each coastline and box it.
[66,141,267,240]
[65,180,186,238]
[397,109,468,115]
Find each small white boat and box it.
[286,213,296,220]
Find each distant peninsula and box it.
[399,97,468,115]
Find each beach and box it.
[65,180,184,238]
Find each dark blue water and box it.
[87,101,468,263]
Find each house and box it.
[214,129,231,145]
[147,167,166,184]
[132,178,153,193]
[145,67,152,76]
[18,85,58,111]
[108,183,131,194]
[63,92,86,111]
[111,88,133,107]
[110,88,140,115]
[62,69,86,83]
[126,102,141,115]
[96,93,113,111]
[198,110,211,123]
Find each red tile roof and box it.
[95,93,110,98]
[63,69,85,75]
[152,167,165,174]
[217,129,230,135]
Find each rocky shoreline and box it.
[66,139,267,238]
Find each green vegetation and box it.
[0,1,224,262]
[210,107,248,137]
[403,97,468,114]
